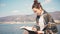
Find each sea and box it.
[0,23,60,34]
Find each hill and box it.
[0,11,60,24]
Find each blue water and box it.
[0,24,60,34]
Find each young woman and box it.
[32,0,58,34]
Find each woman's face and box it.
[32,8,42,16]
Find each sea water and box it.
[0,24,60,34]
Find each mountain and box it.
[0,11,60,24]
[0,15,36,22]
[49,11,60,20]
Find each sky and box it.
[0,0,60,17]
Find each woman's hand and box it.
[37,31,44,34]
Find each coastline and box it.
[0,22,60,25]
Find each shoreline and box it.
[0,22,36,24]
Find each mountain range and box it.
[0,11,60,24]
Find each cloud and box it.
[12,10,19,13]
[47,8,55,10]
[45,8,56,12]
[42,0,52,5]
[11,10,27,15]
[50,8,56,11]
[0,4,6,7]
[45,0,51,3]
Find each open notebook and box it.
[20,26,44,34]
[20,26,35,31]
[20,26,38,34]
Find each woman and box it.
[32,0,58,34]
